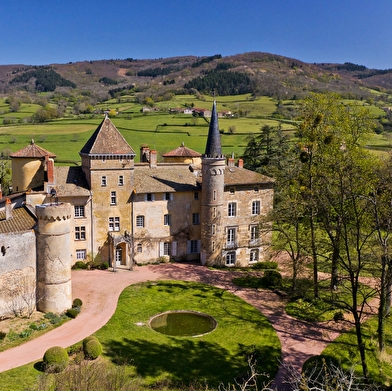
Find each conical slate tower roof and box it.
[80,115,136,157]
[162,142,201,158]
[10,140,56,159]
[204,101,223,158]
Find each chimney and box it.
[140,146,150,163]
[5,198,12,220]
[149,150,157,168]
[228,157,235,167]
[45,156,55,185]
[238,159,244,168]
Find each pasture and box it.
[0,93,389,162]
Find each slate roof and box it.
[10,140,56,159]
[0,206,36,233]
[162,143,201,158]
[133,163,273,194]
[224,166,274,186]
[134,165,199,193]
[204,101,223,158]
[54,166,91,196]
[80,116,136,157]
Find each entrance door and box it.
[115,247,122,266]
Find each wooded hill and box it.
[1,52,392,100]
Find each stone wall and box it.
[0,231,36,318]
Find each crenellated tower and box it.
[200,101,225,265]
[36,202,73,313]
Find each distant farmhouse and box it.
[0,101,274,318]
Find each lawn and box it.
[1,280,281,390]
[320,316,392,386]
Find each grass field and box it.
[0,93,389,162]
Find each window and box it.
[101,176,107,186]
[192,213,200,225]
[160,241,177,256]
[109,217,120,231]
[76,249,86,260]
[252,200,260,215]
[137,243,142,253]
[164,214,172,226]
[188,240,199,254]
[212,224,216,235]
[164,192,172,201]
[254,187,259,193]
[250,225,259,241]
[136,215,145,228]
[250,249,259,263]
[226,252,236,266]
[146,193,154,202]
[118,175,124,186]
[163,242,171,256]
[110,191,117,205]
[74,205,85,218]
[227,227,236,247]
[194,192,199,200]
[213,190,216,201]
[75,226,86,240]
[229,188,235,194]
[213,207,216,218]
[228,202,237,217]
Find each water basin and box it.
[149,310,217,337]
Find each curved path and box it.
[0,263,352,389]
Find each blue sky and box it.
[1,1,391,69]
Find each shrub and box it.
[50,315,62,324]
[84,338,103,360]
[261,270,282,288]
[99,262,109,270]
[83,336,98,349]
[72,298,83,308]
[0,331,6,340]
[333,311,344,322]
[72,261,88,269]
[43,346,69,373]
[19,329,33,338]
[66,308,79,318]
[252,261,278,270]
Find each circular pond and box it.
[149,310,217,337]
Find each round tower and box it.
[36,203,72,314]
[201,101,225,266]
[9,140,56,192]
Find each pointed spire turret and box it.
[204,101,223,158]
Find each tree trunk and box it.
[354,314,369,382]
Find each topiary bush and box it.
[43,346,69,373]
[72,298,83,308]
[261,270,282,288]
[252,261,278,270]
[84,338,103,360]
[66,308,79,318]
[83,336,98,351]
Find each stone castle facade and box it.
[0,101,274,318]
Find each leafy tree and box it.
[242,124,290,177]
